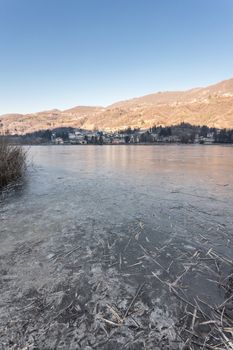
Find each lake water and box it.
[0,145,233,349]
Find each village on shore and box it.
[51,128,212,145]
[49,123,233,145]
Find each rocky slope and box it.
[1,78,233,134]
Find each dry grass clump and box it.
[0,139,26,189]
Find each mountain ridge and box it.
[1,77,233,135]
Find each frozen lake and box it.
[0,145,233,349]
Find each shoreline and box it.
[19,142,233,146]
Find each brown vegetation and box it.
[0,139,26,188]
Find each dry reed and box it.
[0,139,26,188]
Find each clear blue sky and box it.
[0,0,233,114]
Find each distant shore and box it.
[2,123,233,146]
[19,142,233,146]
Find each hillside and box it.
[1,78,233,135]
